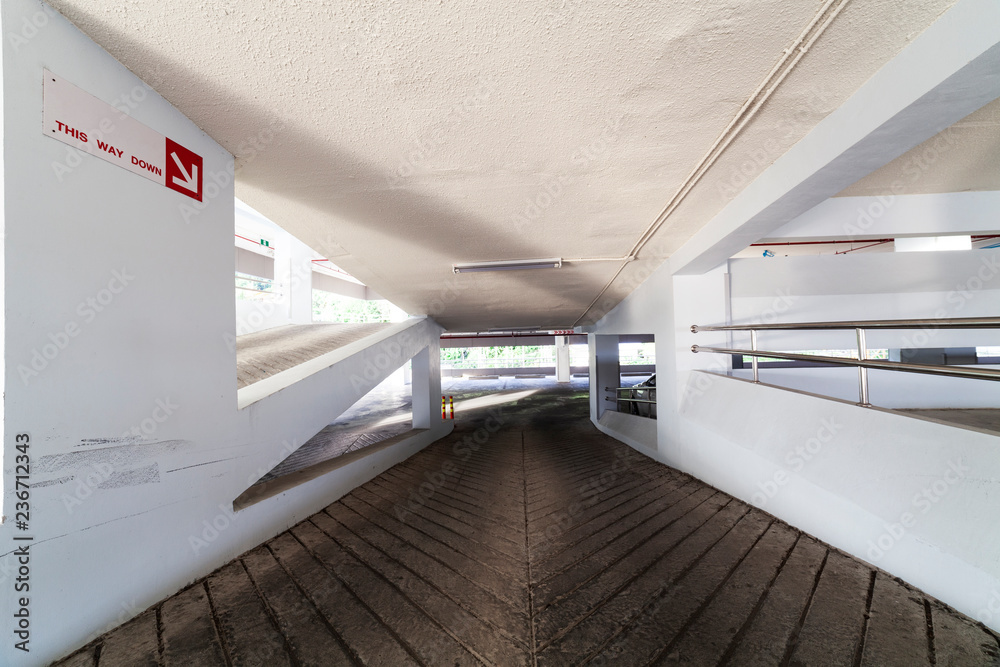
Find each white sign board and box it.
[42,70,203,201]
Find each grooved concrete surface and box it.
[259,378,413,483]
[235,322,393,389]
[55,384,1000,666]
[902,408,1000,434]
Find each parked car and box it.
[627,374,657,419]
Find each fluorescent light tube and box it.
[453,258,562,274]
[488,326,543,332]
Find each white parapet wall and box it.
[0,2,451,663]
[588,198,1000,631]
[595,411,657,454]
[679,373,1000,630]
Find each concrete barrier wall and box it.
[679,373,1000,629]
[0,3,450,663]
[588,220,1000,631]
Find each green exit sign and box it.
[261,239,270,247]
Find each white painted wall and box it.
[588,240,1000,633]
[680,374,1000,629]
[0,3,450,663]
[767,191,1000,241]
[0,7,5,509]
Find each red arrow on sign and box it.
[165,137,203,201]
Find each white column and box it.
[288,240,314,324]
[589,334,620,420]
[410,342,441,429]
[556,335,571,383]
[272,241,294,323]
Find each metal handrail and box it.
[691,347,1000,382]
[235,285,278,294]
[606,386,655,394]
[692,316,1000,333]
[605,385,657,410]
[691,315,1000,407]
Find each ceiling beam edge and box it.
[668,0,1000,276]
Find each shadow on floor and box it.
[55,381,1000,666]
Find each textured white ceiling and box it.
[48,0,969,331]
[837,97,1000,197]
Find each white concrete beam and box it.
[555,335,571,383]
[764,191,1000,241]
[669,0,1000,275]
[411,344,441,430]
[312,270,367,300]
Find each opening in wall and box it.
[233,358,422,510]
[617,337,656,419]
[312,289,405,324]
[235,233,276,301]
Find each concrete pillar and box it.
[410,342,441,429]
[288,242,314,324]
[272,241,294,323]
[556,335,571,383]
[589,334,621,419]
[271,235,313,325]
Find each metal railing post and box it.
[750,329,760,383]
[856,327,871,407]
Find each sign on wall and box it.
[42,70,204,201]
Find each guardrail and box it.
[605,385,657,420]
[605,386,657,404]
[691,316,1000,407]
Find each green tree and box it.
[313,291,395,323]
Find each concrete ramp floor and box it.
[236,322,393,389]
[900,408,1000,435]
[55,384,1000,666]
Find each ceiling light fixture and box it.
[453,258,562,274]
[488,326,543,333]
